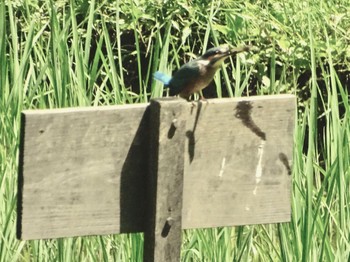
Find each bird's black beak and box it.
[229,45,254,55]
[209,45,255,66]
[214,49,232,60]
[222,49,232,57]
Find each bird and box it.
[154,45,251,99]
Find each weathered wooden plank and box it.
[18,104,149,239]
[18,95,295,240]
[182,95,294,228]
[144,98,186,262]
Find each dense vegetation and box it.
[1,0,349,261]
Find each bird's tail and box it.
[153,71,172,86]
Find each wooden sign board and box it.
[17,95,295,240]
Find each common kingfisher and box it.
[154,45,251,99]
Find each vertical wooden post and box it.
[144,98,187,262]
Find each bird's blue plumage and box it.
[153,46,251,99]
[153,71,172,86]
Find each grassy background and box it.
[1,0,350,261]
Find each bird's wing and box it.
[169,60,200,95]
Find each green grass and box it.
[1,0,350,261]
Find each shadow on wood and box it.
[119,107,149,233]
[186,101,203,163]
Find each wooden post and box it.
[144,98,187,262]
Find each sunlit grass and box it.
[1,0,350,261]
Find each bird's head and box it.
[200,45,252,68]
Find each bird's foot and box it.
[199,95,207,101]
[199,96,209,106]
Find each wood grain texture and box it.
[18,104,149,239]
[18,95,295,240]
[182,95,294,229]
[144,98,186,262]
